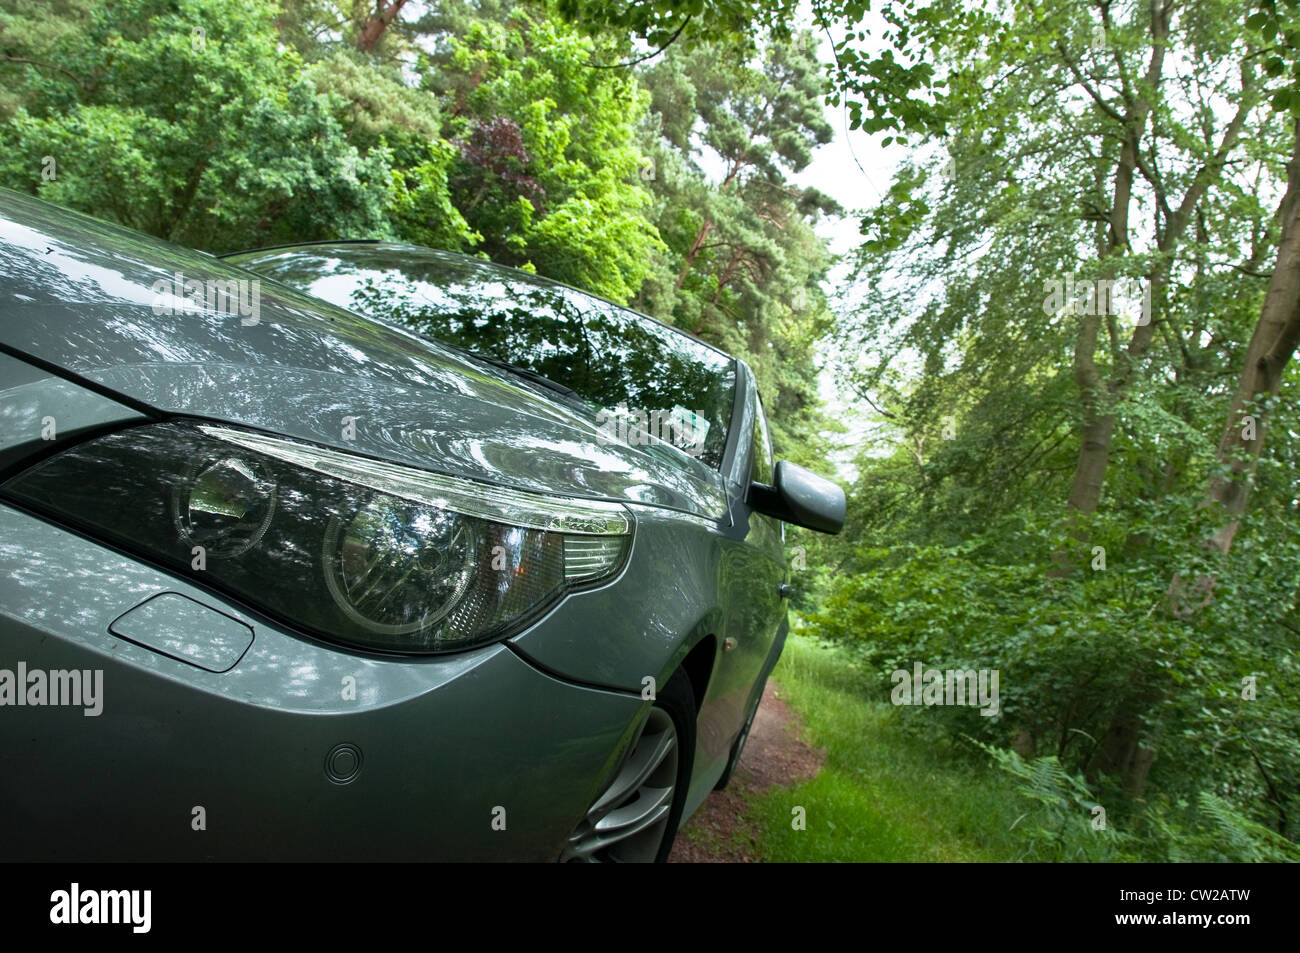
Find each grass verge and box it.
[714,633,1028,861]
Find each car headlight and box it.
[2,421,632,653]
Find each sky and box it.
[789,19,910,480]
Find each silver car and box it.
[0,189,843,861]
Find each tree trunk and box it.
[1066,413,1118,511]
[675,218,713,289]
[1064,46,1253,515]
[1208,119,1300,552]
[1062,0,1169,513]
[356,0,410,53]
[1088,705,1157,797]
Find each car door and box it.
[692,371,788,780]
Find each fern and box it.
[970,738,1125,861]
[1197,793,1300,862]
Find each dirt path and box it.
[668,679,824,862]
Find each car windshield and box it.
[227,244,736,469]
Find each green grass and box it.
[731,634,1029,861]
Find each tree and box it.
[356,0,414,52]
[829,0,1298,815]
[557,0,942,139]
[635,32,839,462]
[0,0,394,250]
[848,0,1278,539]
[1207,0,1300,552]
[422,6,666,302]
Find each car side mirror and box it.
[746,460,846,534]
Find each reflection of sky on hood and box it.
[0,219,158,306]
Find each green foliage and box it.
[1188,792,1300,862]
[981,740,1300,863]
[811,439,1300,860]
[386,140,479,251]
[427,9,665,302]
[554,0,944,139]
[807,0,1300,864]
[971,740,1129,861]
[0,0,395,250]
[554,0,798,51]
[1249,0,1300,115]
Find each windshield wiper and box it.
[437,342,589,408]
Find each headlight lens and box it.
[2,422,631,653]
[323,496,478,636]
[172,455,277,556]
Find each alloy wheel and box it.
[562,707,680,862]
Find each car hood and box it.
[0,191,726,519]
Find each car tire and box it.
[650,667,696,862]
[562,667,696,862]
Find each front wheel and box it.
[562,668,696,862]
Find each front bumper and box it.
[0,503,646,861]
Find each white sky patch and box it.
[795,11,907,478]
